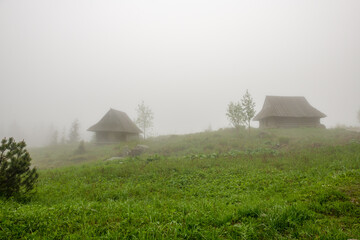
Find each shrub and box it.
[74,140,86,154]
[279,137,290,145]
[0,137,38,198]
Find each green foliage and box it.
[2,128,358,238]
[226,90,256,132]
[241,89,256,131]
[146,154,162,163]
[226,101,244,129]
[74,140,86,155]
[0,138,38,198]
[279,137,290,145]
[28,127,360,169]
[136,100,154,139]
[1,142,359,239]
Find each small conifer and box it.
[0,137,38,198]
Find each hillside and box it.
[1,128,360,239]
[30,127,359,169]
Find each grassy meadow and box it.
[1,128,360,239]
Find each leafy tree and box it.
[226,101,244,129]
[226,90,256,134]
[136,101,154,139]
[68,119,80,143]
[0,137,38,198]
[241,89,256,134]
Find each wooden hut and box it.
[253,96,326,128]
[88,108,142,143]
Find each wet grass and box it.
[1,128,360,239]
[30,127,360,169]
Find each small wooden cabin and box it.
[253,96,326,128]
[87,108,142,143]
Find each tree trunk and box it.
[143,126,146,139]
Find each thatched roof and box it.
[87,108,142,133]
[253,96,326,121]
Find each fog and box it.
[1,0,359,146]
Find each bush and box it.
[0,137,38,198]
[279,137,290,145]
[74,140,86,154]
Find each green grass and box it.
[1,128,360,239]
[29,128,360,169]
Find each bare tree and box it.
[358,109,360,125]
[136,101,154,139]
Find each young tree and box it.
[226,102,245,129]
[226,90,256,134]
[136,101,154,139]
[241,89,256,134]
[68,119,80,143]
[0,137,38,198]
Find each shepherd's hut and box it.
[253,96,326,128]
[88,108,142,143]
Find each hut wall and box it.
[95,132,136,143]
[126,133,140,141]
[260,117,320,128]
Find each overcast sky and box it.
[0,0,359,145]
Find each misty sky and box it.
[1,0,360,145]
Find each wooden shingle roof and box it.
[253,96,326,121]
[87,108,142,133]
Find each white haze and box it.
[0,0,359,146]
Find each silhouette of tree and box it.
[136,101,154,139]
[68,119,80,143]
